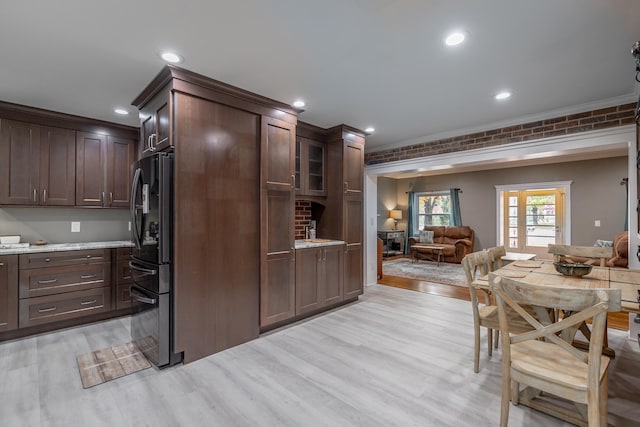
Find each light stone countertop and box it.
[294,239,345,249]
[0,240,134,255]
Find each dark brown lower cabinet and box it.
[295,244,344,316]
[0,255,18,332]
[19,287,111,327]
[17,249,113,329]
[344,244,363,299]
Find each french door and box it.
[502,189,566,259]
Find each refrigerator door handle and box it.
[130,286,157,305]
[129,261,158,276]
[130,167,144,249]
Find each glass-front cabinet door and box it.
[295,137,326,197]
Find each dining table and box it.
[472,259,640,357]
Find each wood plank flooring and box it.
[379,259,630,331]
[1,284,638,426]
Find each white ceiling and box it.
[1,0,639,153]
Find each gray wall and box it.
[0,208,130,244]
[378,156,627,250]
[377,177,400,231]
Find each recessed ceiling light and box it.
[160,51,182,63]
[495,91,512,100]
[445,32,465,46]
[114,108,129,115]
[365,127,375,134]
[292,100,305,108]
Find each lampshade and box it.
[389,210,402,220]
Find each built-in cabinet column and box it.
[0,255,18,332]
[260,116,296,327]
[322,126,365,300]
[342,137,365,299]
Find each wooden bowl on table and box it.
[553,262,592,277]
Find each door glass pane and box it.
[507,194,518,248]
[525,194,556,248]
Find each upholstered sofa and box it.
[408,225,475,264]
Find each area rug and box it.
[76,341,151,388]
[382,257,467,287]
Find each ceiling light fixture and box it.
[445,32,465,46]
[114,108,129,115]
[495,91,512,100]
[160,51,182,63]
[292,100,305,108]
[365,127,375,134]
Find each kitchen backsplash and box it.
[295,200,312,240]
[0,207,130,244]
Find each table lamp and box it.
[389,210,402,230]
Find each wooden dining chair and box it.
[486,246,506,272]
[462,251,532,373]
[547,244,613,267]
[489,274,621,427]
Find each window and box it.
[414,192,451,233]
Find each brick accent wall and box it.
[364,103,637,165]
[295,200,312,240]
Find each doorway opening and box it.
[496,181,571,259]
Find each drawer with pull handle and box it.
[18,287,111,328]
[19,249,111,269]
[19,263,110,298]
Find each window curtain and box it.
[450,188,462,226]
[404,191,415,254]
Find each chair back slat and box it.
[547,244,613,267]
[486,246,506,271]
[489,275,620,364]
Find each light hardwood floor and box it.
[1,284,638,426]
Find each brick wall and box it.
[364,103,637,165]
[295,200,312,240]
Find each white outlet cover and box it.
[71,222,81,232]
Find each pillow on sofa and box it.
[594,240,613,247]
[419,230,434,243]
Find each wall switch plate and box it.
[594,220,601,227]
[71,221,81,232]
[128,221,131,231]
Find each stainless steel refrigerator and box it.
[129,152,182,367]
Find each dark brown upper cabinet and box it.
[0,119,75,206]
[295,136,327,197]
[76,132,134,208]
[140,86,171,155]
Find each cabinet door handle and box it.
[291,174,295,189]
[38,306,57,313]
[343,182,348,194]
[33,188,37,203]
[80,299,97,305]
[44,258,51,262]
[0,262,4,266]
[149,134,157,151]
[37,278,58,284]
[101,192,105,203]
[109,192,113,205]
[42,189,47,204]
[80,274,98,279]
